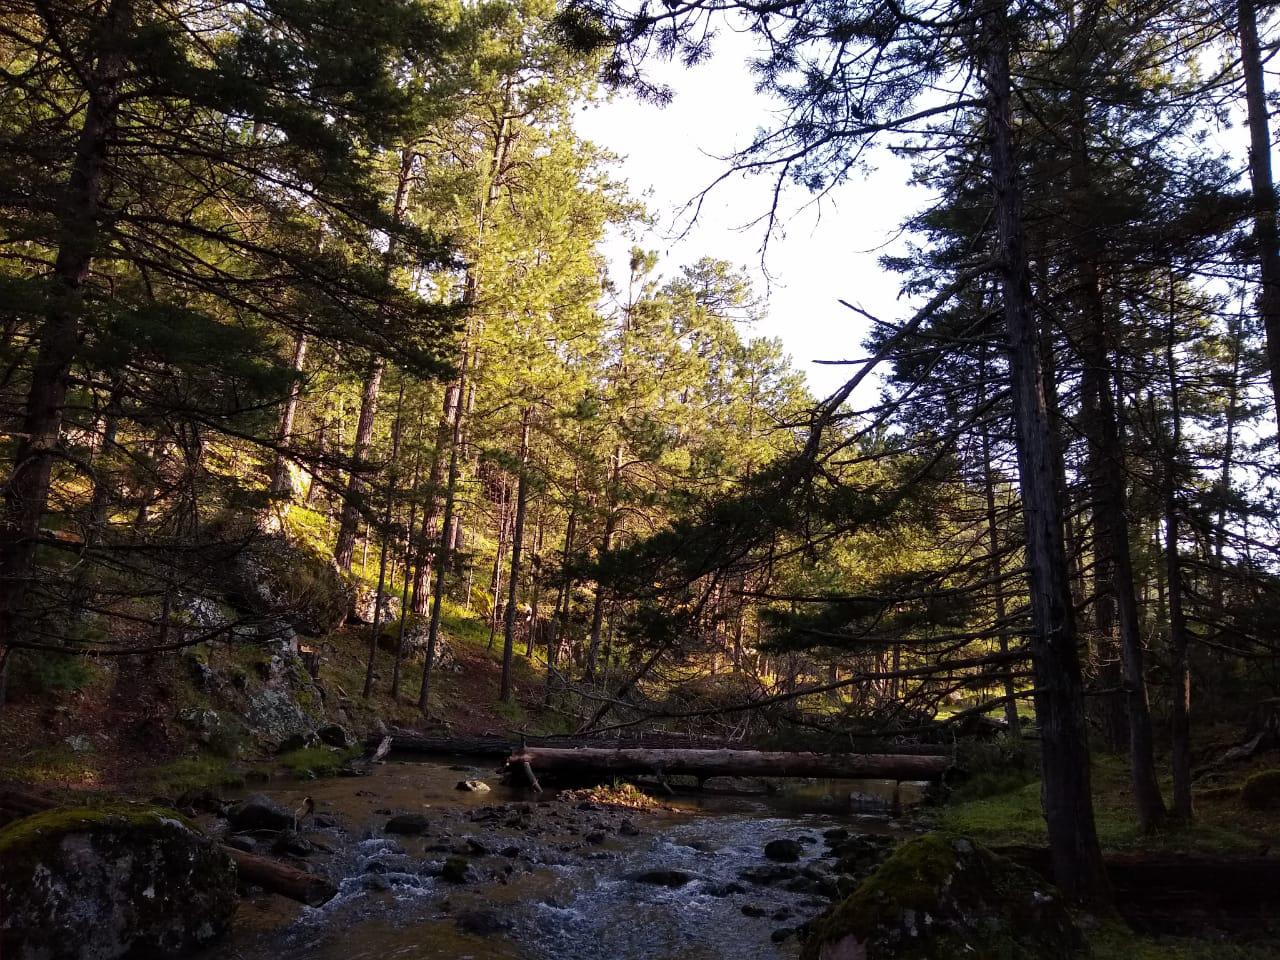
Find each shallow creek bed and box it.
[200,757,916,960]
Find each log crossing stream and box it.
[203,755,925,960]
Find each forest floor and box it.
[938,747,1280,856]
[0,599,571,800]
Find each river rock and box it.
[441,855,472,883]
[629,869,693,887]
[456,779,491,793]
[764,838,803,862]
[800,834,1081,960]
[317,723,350,748]
[455,908,513,936]
[385,813,430,835]
[0,804,236,960]
[227,794,294,832]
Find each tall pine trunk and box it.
[500,408,532,702]
[1164,273,1194,820]
[270,332,308,496]
[410,381,460,614]
[0,0,130,665]
[418,338,471,714]
[1238,0,1280,425]
[982,0,1108,903]
[335,148,414,570]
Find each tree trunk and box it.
[363,384,404,699]
[982,0,1108,903]
[500,408,532,702]
[418,339,471,714]
[1067,104,1165,827]
[1164,274,1193,820]
[269,332,308,496]
[391,436,423,701]
[1238,0,1280,425]
[487,477,511,651]
[978,346,1021,736]
[410,380,460,614]
[335,148,414,570]
[0,0,130,661]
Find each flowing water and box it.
[208,758,921,960]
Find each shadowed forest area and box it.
[2,1,1280,959]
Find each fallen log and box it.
[225,847,337,907]
[506,746,952,782]
[373,733,518,757]
[0,784,335,907]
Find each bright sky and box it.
[576,26,925,401]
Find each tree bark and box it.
[1067,101,1165,827]
[418,338,471,714]
[508,746,952,782]
[978,346,1021,736]
[410,380,460,614]
[1164,274,1193,820]
[269,332,308,496]
[363,383,404,699]
[0,0,130,659]
[335,148,414,570]
[1238,0,1280,425]
[982,0,1108,903]
[500,408,532,702]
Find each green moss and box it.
[806,834,959,951]
[146,756,246,796]
[0,801,236,955]
[0,743,103,787]
[1240,769,1280,810]
[0,803,198,857]
[278,744,358,779]
[802,834,1081,960]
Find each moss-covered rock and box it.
[0,803,237,960]
[1241,769,1280,810]
[799,834,1080,960]
[226,536,353,636]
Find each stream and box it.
[206,758,923,960]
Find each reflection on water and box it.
[209,758,919,960]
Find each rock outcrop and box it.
[0,804,237,960]
[800,834,1080,960]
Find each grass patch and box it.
[1084,918,1280,960]
[937,754,1270,855]
[0,744,105,788]
[145,755,248,796]
[278,745,358,779]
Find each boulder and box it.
[224,536,353,637]
[441,855,472,883]
[629,869,693,887]
[0,804,236,960]
[244,686,318,749]
[350,585,400,627]
[226,794,294,832]
[317,723,350,748]
[386,618,460,671]
[800,834,1081,960]
[765,838,804,862]
[385,813,430,835]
